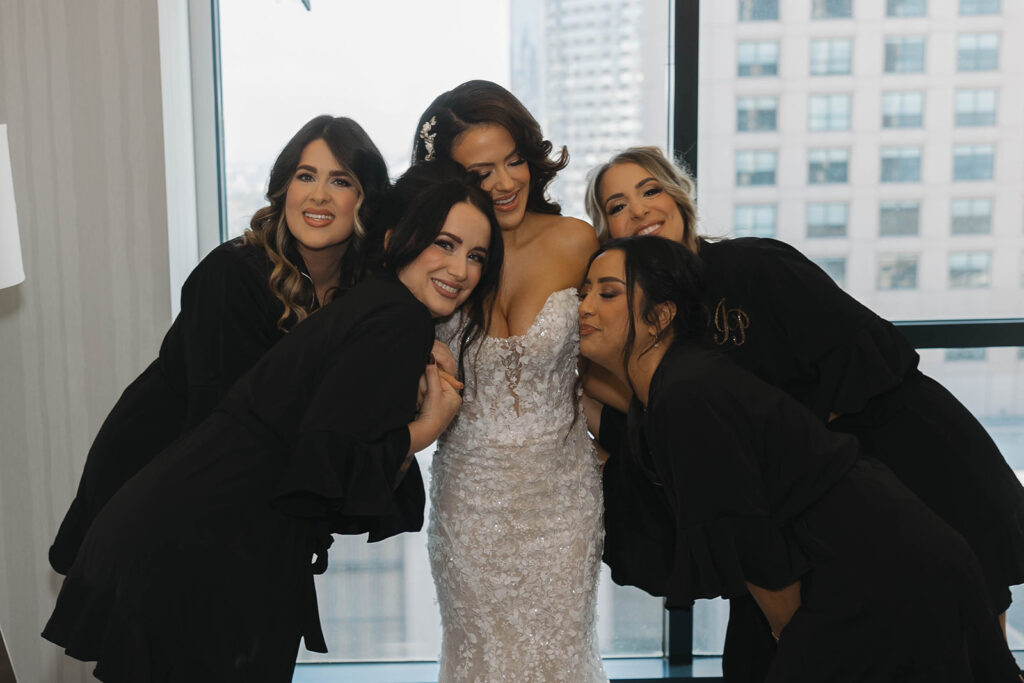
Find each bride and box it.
[413,80,607,682]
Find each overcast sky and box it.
[220,0,512,176]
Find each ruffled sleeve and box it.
[263,283,434,541]
[645,382,817,605]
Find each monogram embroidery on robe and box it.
[712,297,750,346]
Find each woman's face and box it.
[599,162,687,243]
[450,124,530,231]
[284,139,360,255]
[398,201,492,318]
[578,249,632,369]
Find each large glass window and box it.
[734,204,777,237]
[885,36,926,73]
[810,39,853,75]
[951,198,993,235]
[737,40,779,77]
[217,0,669,663]
[949,251,992,288]
[887,0,927,17]
[808,148,849,184]
[736,96,778,132]
[879,200,920,236]
[953,144,995,181]
[882,91,924,128]
[955,89,998,127]
[694,0,1024,660]
[957,34,1000,71]
[807,202,848,238]
[736,150,777,186]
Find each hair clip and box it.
[420,116,437,161]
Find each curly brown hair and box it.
[244,115,389,330]
[411,80,567,216]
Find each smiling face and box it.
[599,162,687,243]
[578,249,633,370]
[450,124,530,231]
[284,138,361,258]
[398,201,492,318]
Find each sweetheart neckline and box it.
[484,287,577,342]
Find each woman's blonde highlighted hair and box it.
[584,146,698,246]
[244,115,389,330]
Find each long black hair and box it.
[411,80,567,215]
[586,236,710,391]
[245,115,390,329]
[376,160,504,381]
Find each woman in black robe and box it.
[41,161,504,683]
[583,147,1024,644]
[49,115,391,575]
[578,236,1021,682]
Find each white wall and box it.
[0,1,172,680]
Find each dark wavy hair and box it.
[411,80,567,215]
[587,236,710,393]
[244,115,390,330]
[377,160,504,382]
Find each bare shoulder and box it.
[539,215,599,258]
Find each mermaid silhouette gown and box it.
[428,288,607,682]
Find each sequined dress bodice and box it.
[428,288,606,682]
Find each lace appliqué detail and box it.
[429,288,607,682]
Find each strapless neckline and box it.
[484,287,576,342]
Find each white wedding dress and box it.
[428,288,607,682]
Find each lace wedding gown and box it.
[429,288,607,682]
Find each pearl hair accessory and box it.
[419,116,437,161]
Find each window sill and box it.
[292,656,724,682]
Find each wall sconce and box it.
[0,124,25,290]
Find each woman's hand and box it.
[408,364,463,454]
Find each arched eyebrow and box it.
[582,276,627,285]
[296,164,353,180]
[602,177,658,205]
[464,149,520,172]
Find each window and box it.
[808,94,851,131]
[960,0,1000,15]
[877,253,919,290]
[949,251,991,288]
[887,0,927,16]
[882,91,923,128]
[737,40,779,77]
[957,34,999,71]
[810,39,852,75]
[885,36,925,73]
[879,201,920,236]
[812,257,848,287]
[881,146,921,183]
[807,202,848,237]
[808,148,849,184]
[736,150,777,186]
[734,204,777,237]
[955,89,998,127]
[946,348,987,361]
[736,96,778,132]
[739,0,778,21]
[812,0,852,19]
[951,198,993,235]
[953,145,994,181]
